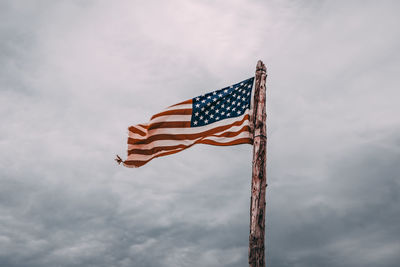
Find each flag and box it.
[120,77,255,168]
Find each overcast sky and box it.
[1,0,400,266]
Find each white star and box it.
[213,91,217,95]
[205,111,209,115]
[233,94,236,97]
[201,107,205,111]
[221,104,225,108]
[200,116,204,120]
[227,107,231,110]
[221,111,225,115]
[224,89,228,93]
[201,99,206,103]
[210,106,215,110]
[240,82,243,86]
[237,102,240,106]
[218,93,222,97]
[232,107,236,111]
[242,97,246,101]
[207,95,211,99]
[194,121,198,125]
[232,101,236,105]
[204,119,209,123]
[227,99,230,103]
[216,109,219,113]
[237,95,241,99]
[213,98,217,102]
[227,113,230,117]
[195,112,199,116]
[196,97,200,101]
[195,104,200,108]
[216,116,220,120]
[207,102,211,106]
[210,114,214,118]
[237,110,241,114]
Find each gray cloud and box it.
[268,132,400,267]
[0,0,399,266]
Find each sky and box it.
[1,0,400,266]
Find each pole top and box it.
[256,60,266,73]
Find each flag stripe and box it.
[124,148,186,168]
[200,131,251,143]
[128,132,251,160]
[149,115,192,124]
[126,132,251,162]
[164,103,192,112]
[128,126,250,151]
[128,115,250,145]
[129,112,250,139]
[151,109,192,120]
[147,121,192,130]
[128,114,250,148]
[128,125,250,155]
[122,77,255,167]
[128,121,250,145]
[128,126,147,136]
[169,99,192,107]
[128,144,189,156]
[199,137,252,146]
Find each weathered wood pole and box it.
[249,60,267,267]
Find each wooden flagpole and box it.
[249,60,267,267]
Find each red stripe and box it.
[128,125,250,155]
[128,126,146,136]
[128,115,250,144]
[199,137,252,146]
[124,148,186,168]
[168,99,192,107]
[128,144,188,156]
[147,121,191,130]
[151,109,192,120]
[129,123,250,146]
[124,137,252,167]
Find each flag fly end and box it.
[115,155,123,165]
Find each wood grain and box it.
[249,60,267,267]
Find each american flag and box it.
[121,77,255,168]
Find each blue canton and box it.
[191,77,254,127]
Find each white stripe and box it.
[129,117,249,148]
[129,124,148,132]
[129,139,195,151]
[129,119,249,140]
[127,147,186,162]
[127,133,250,161]
[201,131,251,142]
[149,115,191,124]
[128,123,250,150]
[129,110,249,139]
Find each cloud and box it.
[0,0,399,266]
[268,131,400,267]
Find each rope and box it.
[254,134,267,139]
[114,155,123,165]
